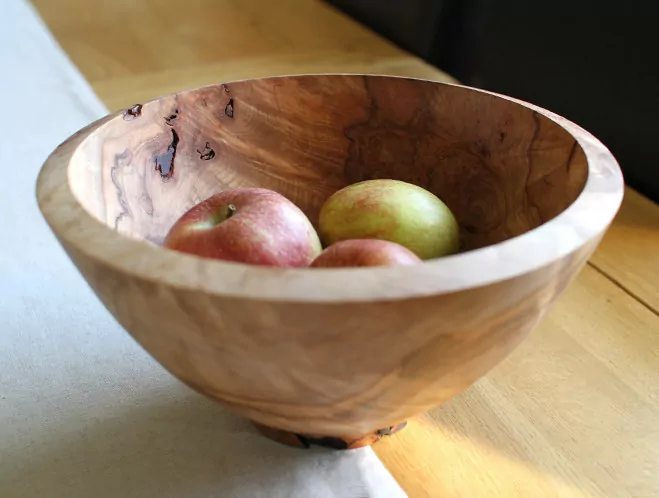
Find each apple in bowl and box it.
[163,188,322,267]
[311,239,422,268]
[318,179,460,260]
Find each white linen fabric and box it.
[0,1,406,496]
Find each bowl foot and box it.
[254,421,407,450]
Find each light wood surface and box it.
[591,187,659,312]
[31,0,456,111]
[30,0,401,81]
[31,0,659,496]
[376,265,659,497]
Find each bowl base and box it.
[254,421,407,450]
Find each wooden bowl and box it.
[36,75,623,449]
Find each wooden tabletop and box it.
[33,0,659,496]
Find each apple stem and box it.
[227,204,237,219]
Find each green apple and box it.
[318,179,459,260]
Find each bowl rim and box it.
[36,74,625,303]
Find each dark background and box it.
[326,0,659,202]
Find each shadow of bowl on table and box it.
[2,389,388,498]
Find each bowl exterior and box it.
[36,75,623,439]
[57,234,600,438]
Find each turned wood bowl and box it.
[37,74,623,449]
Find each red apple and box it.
[310,239,422,268]
[163,188,322,267]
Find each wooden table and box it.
[33,0,659,496]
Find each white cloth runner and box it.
[0,1,406,496]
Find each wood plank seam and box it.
[588,261,659,317]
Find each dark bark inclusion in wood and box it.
[254,421,408,450]
[197,142,215,160]
[154,128,179,181]
[225,99,234,118]
[164,109,179,126]
[122,104,142,120]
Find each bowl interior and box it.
[67,74,588,251]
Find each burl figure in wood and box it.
[37,75,623,449]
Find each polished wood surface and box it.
[32,0,659,496]
[36,74,622,441]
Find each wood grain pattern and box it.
[71,76,591,252]
[36,74,623,441]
